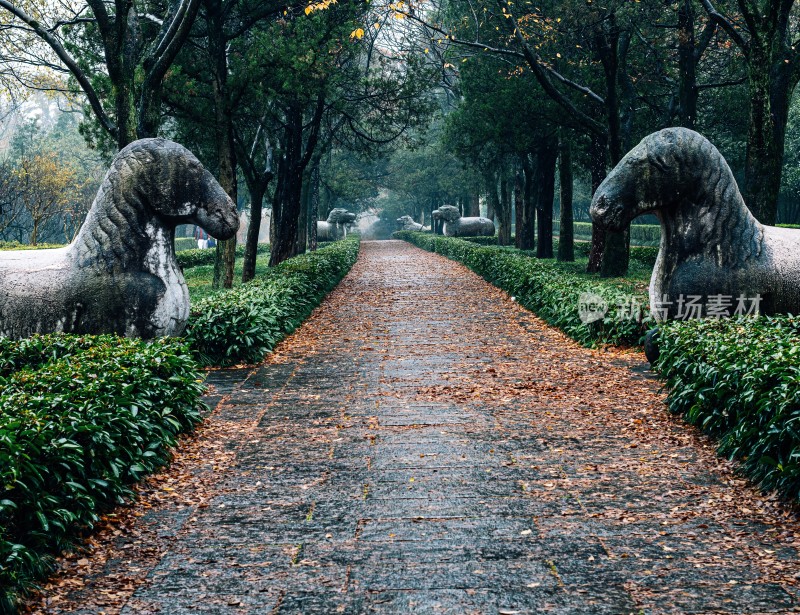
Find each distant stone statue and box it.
[590,127,800,321]
[397,215,424,231]
[236,208,270,245]
[317,208,356,241]
[437,205,495,237]
[0,138,239,339]
[431,208,444,235]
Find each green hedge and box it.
[174,236,198,252]
[571,221,660,246]
[395,231,651,347]
[0,335,205,612]
[656,317,800,500]
[185,236,360,366]
[456,223,661,247]
[176,243,271,269]
[458,235,660,268]
[0,242,65,251]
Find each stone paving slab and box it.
[33,240,800,614]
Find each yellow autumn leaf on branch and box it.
[350,27,365,39]
[304,0,337,15]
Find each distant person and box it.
[208,236,216,249]
[194,225,209,249]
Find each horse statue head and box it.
[437,205,462,223]
[72,138,238,271]
[590,127,763,269]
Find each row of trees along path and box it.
[27,241,800,614]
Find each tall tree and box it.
[534,133,558,258]
[557,136,574,262]
[0,0,203,148]
[701,0,800,224]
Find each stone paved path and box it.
[35,240,800,614]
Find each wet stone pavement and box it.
[72,241,800,613]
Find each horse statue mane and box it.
[436,205,495,237]
[591,127,800,320]
[0,138,239,339]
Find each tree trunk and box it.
[599,225,629,278]
[115,81,138,148]
[596,15,629,278]
[206,0,237,289]
[468,192,480,217]
[242,182,265,283]
[309,161,320,250]
[517,158,535,250]
[296,171,309,254]
[587,136,607,273]
[557,138,574,262]
[514,170,523,247]
[270,104,304,267]
[113,4,139,149]
[270,173,304,266]
[498,172,512,245]
[535,137,558,259]
[486,176,497,222]
[744,47,790,225]
[677,0,698,129]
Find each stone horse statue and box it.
[397,215,424,231]
[437,205,495,237]
[0,138,239,339]
[317,208,356,241]
[431,208,444,235]
[590,127,800,323]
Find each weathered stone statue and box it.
[590,127,800,322]
[0,138,239,339]
[437,205,495,237]
[328,208,356,231]
[431,208,444,235]
[236,208,270,245]
[397,215,424,231]
[317,208,356,241]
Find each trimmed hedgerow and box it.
[570,221,660,246]
[459,236,660,268]
[459,223,661,247]
[655,317,800,500]
[176,243,271,269]
[0,335,205,612]
[396,231,651,347]
[174,236,198,252]
[185,235,360,366]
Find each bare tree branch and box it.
[0,0,117,137]
[700,0,748,52]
